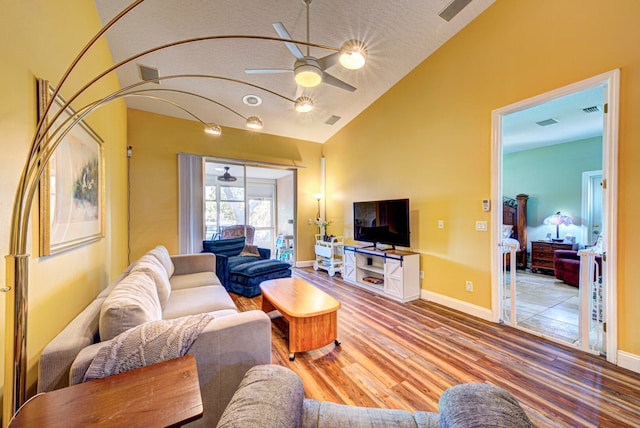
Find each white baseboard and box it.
[617,350,640,374]
[296,260,315,268]
[421,290,493,322]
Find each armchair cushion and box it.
[203,237,246,256]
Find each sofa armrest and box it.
[171,253,216,276]
[215,254,231,288]
[439,383,533,428]
[217,365,304,428]
[553,249,579,261]
[258,248,271,259]
[186,310,272,427]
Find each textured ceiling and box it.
[93,0,495,143]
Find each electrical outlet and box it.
[438,220,444,229]
[465,281,473,292]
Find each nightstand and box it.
[530,240,578,274]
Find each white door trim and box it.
[581,170,603,246]
[490,69,619,364]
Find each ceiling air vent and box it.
[325,115,341,125]
[138,64,160,84]
[582,105,600,113]
[536,118,559,127]
[439,0,473,22]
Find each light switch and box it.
[438,220,444,229]
[476,221,488,231]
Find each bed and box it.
[502,194,529,269]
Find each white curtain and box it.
[178,154,204,254]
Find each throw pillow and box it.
[85,313,214,382]
[99,270,163,342]
[239,244,261,258]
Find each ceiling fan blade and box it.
[317,52,340,70]
[272,22,305,60]
[322,72,357,92]
[245,68,293,74]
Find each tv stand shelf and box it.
[343,246,420,302]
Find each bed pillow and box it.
[502,225,513,239]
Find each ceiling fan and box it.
[245,0,362,92]
[218,166,237,182]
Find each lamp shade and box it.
[543,211,573,239]
[295,96,314,113]
[204,123,222,135]
[339,39,368,70]
[245,116,263,130]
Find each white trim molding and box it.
[617,351,640,374]
[421,290,493,322]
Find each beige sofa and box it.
[38,245,272,427]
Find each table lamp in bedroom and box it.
[543,211,573,242]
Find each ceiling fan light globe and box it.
[294,59,322,87]
[339,40,367,70]
[246,116,263,130]
[295,96,314,113]
[204,123,222,136]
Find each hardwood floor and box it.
[230,267,640,427]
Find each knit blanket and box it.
[84,313,214,382]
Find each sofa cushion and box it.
[439,383,533,428]
[217,365,304,428]
[147,245,175,277]
[99,270,163,341]
[162,285,237,320]
[131,254,172,308]
[170,271,221,290]
[203,237,246,256]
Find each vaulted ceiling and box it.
[93,0,495,143]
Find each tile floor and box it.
[503,270,604,353]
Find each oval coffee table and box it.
[260,277,341,360]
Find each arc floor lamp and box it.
[3,0,368,422]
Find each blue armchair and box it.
[202,237,291,297]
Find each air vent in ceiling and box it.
[325,115,341,125]
[439,0,473,22]
[582,105,600,113]
[536,118,559,127]
[138,64,160,84]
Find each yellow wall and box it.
[324,0,640,355]
[0,0,128,411]
[127,109,323,261]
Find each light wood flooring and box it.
[230,267,640,427]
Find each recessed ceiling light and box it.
[242,94,262,107]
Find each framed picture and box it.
[38,79,104,256]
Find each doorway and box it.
[204,160,296,257]
[491,70,619,363]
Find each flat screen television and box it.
[353,198,410,248]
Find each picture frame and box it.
[37,79,104,256]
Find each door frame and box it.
[490,69,619,363]
[581,170,603,246]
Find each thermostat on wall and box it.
[482,199,491,212]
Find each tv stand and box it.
[343,245,420,303]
